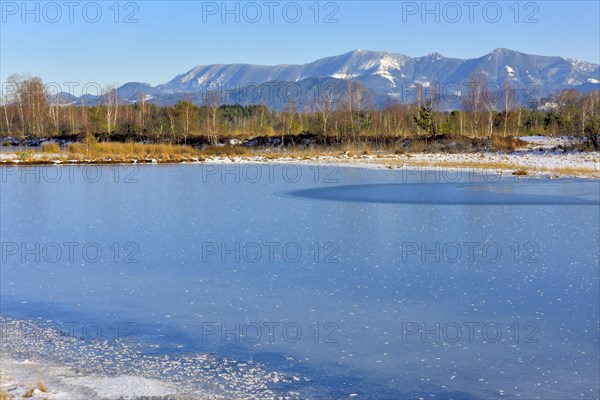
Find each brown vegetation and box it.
[40,142,60,153]
[1,75,598,150]
[36,382,48,393]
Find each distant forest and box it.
[1,75,599,147]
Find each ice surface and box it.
[1,165,599,399]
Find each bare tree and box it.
[462,72,486,136]
[48,91,63,135]
[503,78,515,137]
[138,91,146,135]
[66,102,77,135]
[6,74,25,139]
[283,99,297,145]
[257,103,268,134]
[482,83,498,138]
[341,80,370,142]
[166,105,177,141]
[1,83,15,137]
[580,92,591,135]
[1,102,12,137]
[205,91,221,144]
[313,81,339,139]
[182,99,191,144]
[102,85,119,137]
[22,77,48,138]
[556,89,579,135]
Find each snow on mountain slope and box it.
[102,49,600,109]
[152,48,598,97]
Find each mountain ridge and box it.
[63,48,600,110]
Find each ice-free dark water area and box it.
[1,164,598,399]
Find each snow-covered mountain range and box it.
[71,48,600,110]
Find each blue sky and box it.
[1,1,599,90]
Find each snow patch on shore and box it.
[0,317,302,399]
[1,358,178,399]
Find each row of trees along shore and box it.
[1,74,599,146]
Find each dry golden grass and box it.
[375,157,600,178]
[67,143,84,154]
[40,142,61,153]
[66,142,200,161]
[202,145,251,157]
[339,143,375,157]
[6,139,600,179]
[36,382,48,393]
[98,142,194,159]
[408,139,427,153]
[21,388,34,398]
[540,165,599,177]
[512,137,528,148]
[491,135,513,151]
[15,150,34,162]
[490,135,528,152]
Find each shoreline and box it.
[1,151,599,179]
[1,356,186,400]
[0,316,291,400]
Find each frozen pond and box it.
[1,164,599,399]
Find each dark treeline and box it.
[2,74,599,146]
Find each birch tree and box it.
[462,72,486,136]
[313,81,339,139]
[205,91,221,144]
[102,85,119,136]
